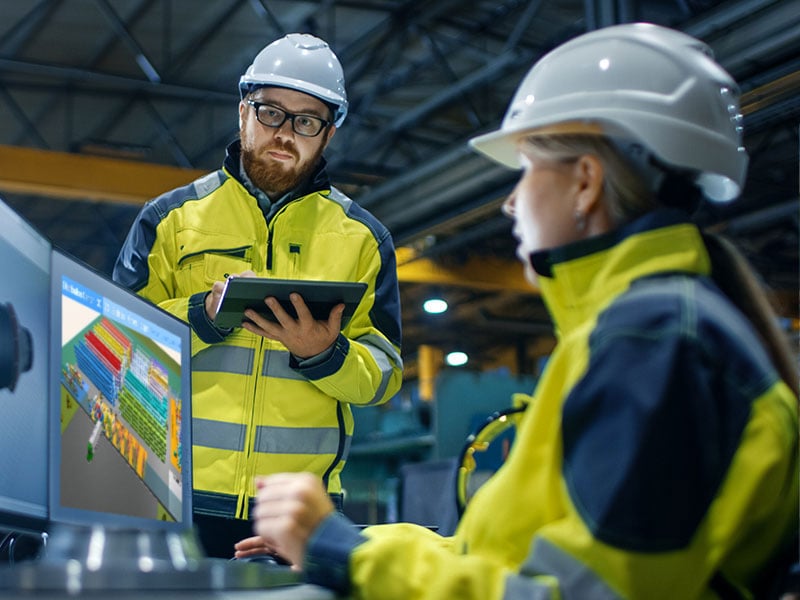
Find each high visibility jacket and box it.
[304,209,798,599]
[113,141,403,519]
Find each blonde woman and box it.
[242,23,798,599]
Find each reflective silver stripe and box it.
[192,418,246,452]
[261,349,306,380]
[327,186,353,211]
[192,345,254,375]
[503,575,554,600]
[358,333,402,368]
[253,425,347,455]
[357,334,402,405]
[503,538,622,600]
[192,171,224,198]
[190,420,349,456]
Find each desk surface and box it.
[0,561,337,599]
[0,585,335,599]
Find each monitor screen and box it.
[0,197,51,534]
[49,250,192,532]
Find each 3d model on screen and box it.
[58,282,184,521]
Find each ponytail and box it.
[702,232,798,397]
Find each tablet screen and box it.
[213,277,367,330]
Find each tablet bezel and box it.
[213,277,367,330]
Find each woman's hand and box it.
[250,473,335,568]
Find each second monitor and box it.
[48,249,193,532]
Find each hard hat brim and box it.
[469,121,608,169]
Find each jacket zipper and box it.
[266,227,274,271]
[264,202,297,272]
[321,402,347,490]
[237,334,264,520]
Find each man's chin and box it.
[242,143,323,198]
[256,169,302,197]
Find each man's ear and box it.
[323,125,337,149]
[238,100,247,130]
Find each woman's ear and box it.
[573,154,614,236]
[573,154,604,215]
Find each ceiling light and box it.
[423,298,448,314]
[445,351,468,367]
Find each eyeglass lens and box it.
[251,102,326,137]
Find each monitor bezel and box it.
[0,196,51,536]
[48,249,193,533]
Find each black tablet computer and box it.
[213,277,367,330]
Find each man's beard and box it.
[241,138,325,199]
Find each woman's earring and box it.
[574,210,587,233]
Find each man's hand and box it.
[250,473,335,569]
[242,292,344,359]
[233,535,276,559]
[205,270,258,322]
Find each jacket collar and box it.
[534,209,711,335]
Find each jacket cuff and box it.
[188,291,232,344]
[290,333,349,380]
[303,512,365,594]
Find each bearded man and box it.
[113,33,403,559]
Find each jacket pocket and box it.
[176,247,252,291]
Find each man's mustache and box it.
[263,141,298,160]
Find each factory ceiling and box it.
[0,0,798,379]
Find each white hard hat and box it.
[470,23,748,202]
[239,33,348,127]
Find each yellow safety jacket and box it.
[113,141,403,519]
[303,210,798,599]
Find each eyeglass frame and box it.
[245,100,332,138]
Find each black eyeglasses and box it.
[246,100,330,137]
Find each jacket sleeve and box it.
[305,516,563,600]
[291,227,403,407]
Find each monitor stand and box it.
[0,523,301,592]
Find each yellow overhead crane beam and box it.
[0,144,207,205]
[395,246,535,294]
[0,144,531,292]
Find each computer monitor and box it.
[0,196,51,535]
[48,249,192,532]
